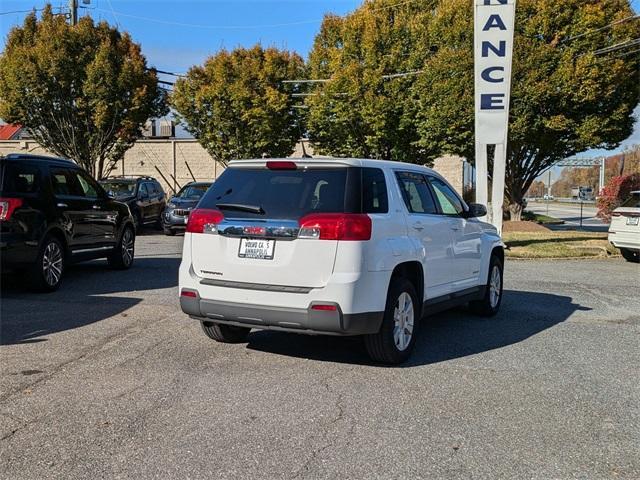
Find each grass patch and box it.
[503,231,618,259]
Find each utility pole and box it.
[69,0,78,25]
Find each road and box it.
[1,234,639,479]
[527,200,606,231]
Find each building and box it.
[1,130,473,197]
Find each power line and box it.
[594,37,640,55]
[0,8,44,16]
[562,14,639,43]
[90,0,421,30]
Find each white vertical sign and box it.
[474,0,516,234]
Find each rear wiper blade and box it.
[216,203,265,215]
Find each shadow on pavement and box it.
[245,290,591,367]
[0,257,180,346]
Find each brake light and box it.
[180,289,198,298]
[266,161,297,170]
[0,197,23,221]
[298,213,372,241]
[185,209,224,234]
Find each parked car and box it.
[608,190,640,263]
[162,181,213,236]
[543,194,554,201]
[179,158,504,364]
[99,176,166,231]
[0,154,136,291]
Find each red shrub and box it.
[596,173,640,223]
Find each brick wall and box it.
[1,139,471,196]
[432,155,465,193]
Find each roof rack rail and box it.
[3,153,77,164]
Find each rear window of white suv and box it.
[199,166,387,219]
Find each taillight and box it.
[266,161,297,170]
[185,209,224,234]
[180,289,198,298]
[0,197,23,221]
[298,213,372,241]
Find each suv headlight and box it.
[167,202,176,208]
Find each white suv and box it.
[179,158,504,364]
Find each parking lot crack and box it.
[290,371,355,479]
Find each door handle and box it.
[412,222,424,231]
[451,226,460,231]
[56,203,68,208]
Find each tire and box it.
[164,227,176,236]
[108,225,135,269]
[27,235,65,292]
[469,254,504,317]
[201,322,251,343]
[364,277,419,365]
[620,248,640,263]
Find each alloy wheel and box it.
[121,229,134,266]
[489,265,501,308]
[42,242,63,287]
[393,292,414,351]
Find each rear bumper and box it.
[181,293,383,336]
[0,233,38,269]
[608,231,640,251]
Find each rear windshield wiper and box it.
[216,203,265,215]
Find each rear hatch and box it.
[611,193,640,232]
[188,160,365,288]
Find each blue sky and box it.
[1,0,639,156]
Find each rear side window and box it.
[0,163,41,194]
[395,172,437,214]
[362,168,388,214]
[621,193,640,208]
[199,167,352,219]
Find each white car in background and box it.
[608,190,640,263]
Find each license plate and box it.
[626,217,639,226]
[238,238,275,260]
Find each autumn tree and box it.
[306,0,640,220]
[306,4,436,163]
[0,5,167,179]
[171,46,306,165]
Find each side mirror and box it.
[465,203,487,218]
[106,191,116,199]
[139,191,149,200]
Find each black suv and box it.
[99,176,166,231]
[0,154,136,291]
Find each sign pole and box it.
[474,0,516,235]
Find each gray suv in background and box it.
[162,181,213,235]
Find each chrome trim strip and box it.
[199,277,313,294]
[216,218,300,240]
[71,246,114,254]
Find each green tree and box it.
[171,45,306,165]
[307,0,640,220]
[0,5,167,179]
[306,3,437,163]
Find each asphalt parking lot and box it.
[1,233,639,479]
